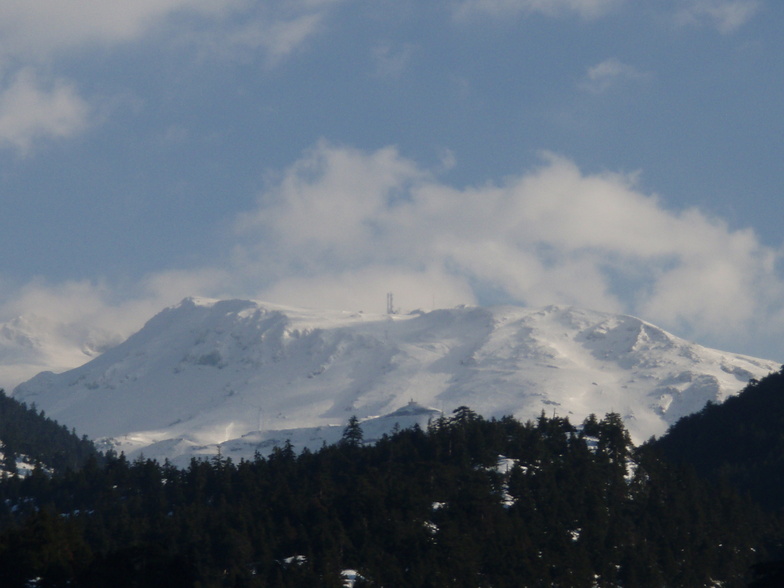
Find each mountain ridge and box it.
[12,297,779,465]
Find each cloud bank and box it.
[232,142,784,356]
[2,142,784,381]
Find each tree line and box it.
[0,390,100,475]
[0,402,777,587]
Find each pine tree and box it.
[341,416,364,448]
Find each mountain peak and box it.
[12,299,778,465]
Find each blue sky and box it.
[1,0,784,360]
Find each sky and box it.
[1,0,784,361]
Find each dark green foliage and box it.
[0,389,102,474]
[651,366,784,512]
[0,408,773,586]
[341,415,364,448]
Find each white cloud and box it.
[0,265,233,390]
[0,68,90,152]
[0,267,231,342]
[580,58,651,94]
[674,0,761,33]
[235,141,428,273]
[0,0,228,59]
[0,1,350,150]
[259,268,476,314]
[5,142,783,362]
[201,6,339,66]
[0,1,349,63]
[453,0,622,20]
[250,14,324,62]
[233,142,784,354]
[2,279,118,330]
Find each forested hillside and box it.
[652,367,784,513]
[0,390,100,475]
[0,408,774,587]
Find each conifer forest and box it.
[2,372,784,587]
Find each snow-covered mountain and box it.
[12,298,779,466]
[0,314,123,393]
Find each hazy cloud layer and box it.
[0,0,232,60]
[674,0,761,33]
[0,0,352,64]
[453,0,623,20]
[372,42,417,80]
[233,143,784,354]
[184,1,350,66]
[0,0,348,150]
[0,268,230,342]
[0,1,759,153]
[580,58,651,94]
[2,142,783,365]
[0,68,90,152]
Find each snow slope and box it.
[12,298,779,466]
